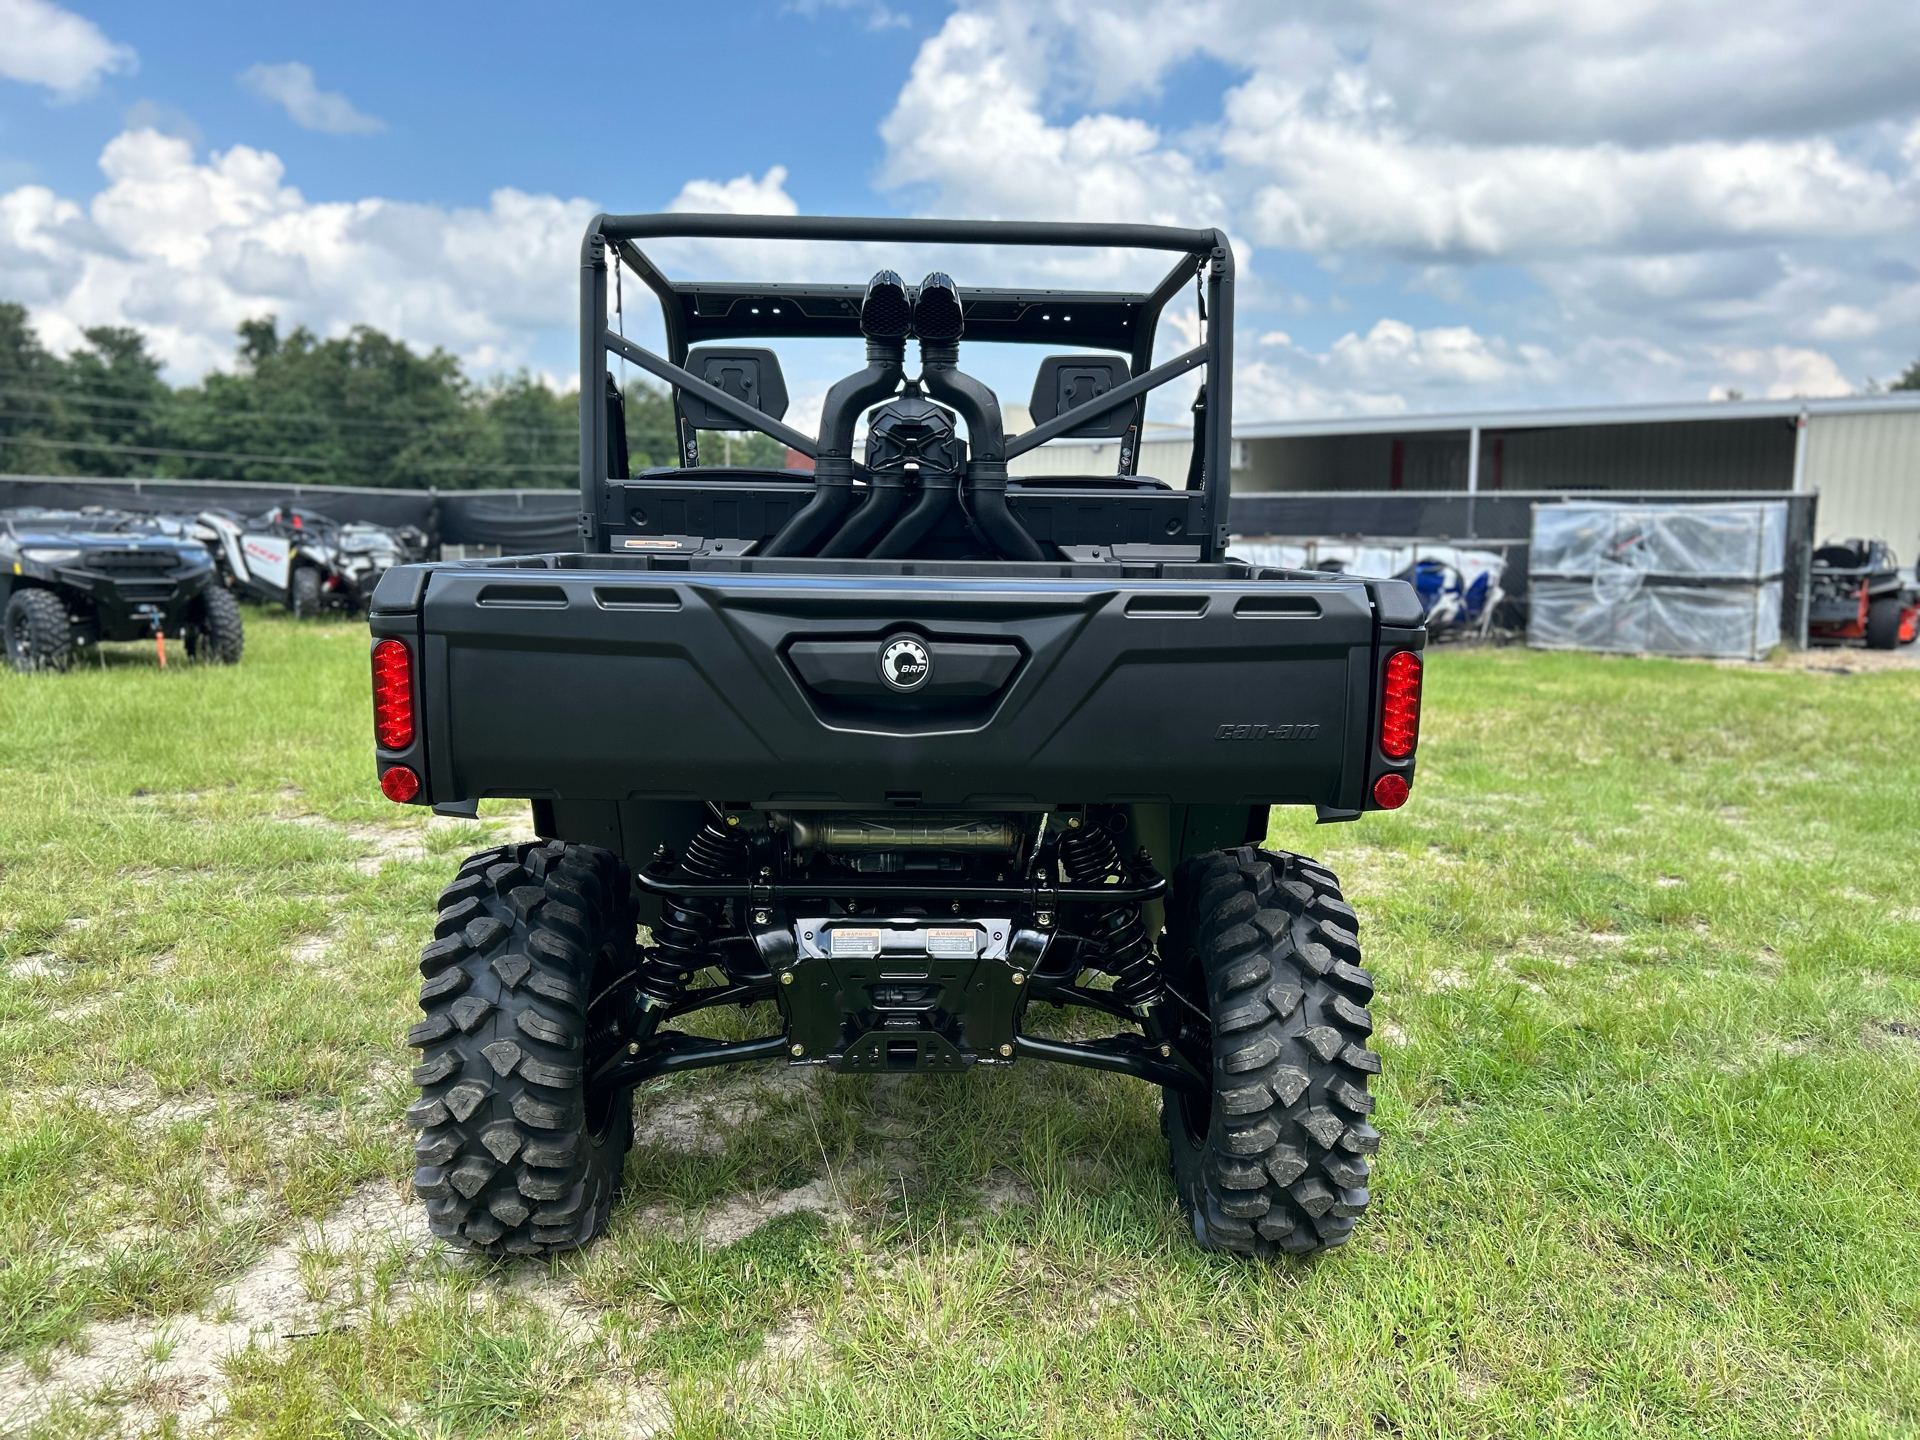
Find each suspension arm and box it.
[1011,1033,1207,1094]
[591,1030,791,1093]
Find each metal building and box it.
[1228,393,1920,550]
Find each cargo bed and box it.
[369,555,1424,814]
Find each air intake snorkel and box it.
[910,273,1048,561]
[761,271,909,557]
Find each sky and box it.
[1,0,1918,426]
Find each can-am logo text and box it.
[1216,722,1318,740]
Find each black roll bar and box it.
[579,213,1234,557]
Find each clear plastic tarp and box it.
[1530,501,1785,582]
[1529,580,1782,658]
[1528,501,1788,660]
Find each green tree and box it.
[167,318,485,489]
[1891,357,1920,391]
[463,372,577,489]
[60,325,175,477]
[621,380,679,471]
[0,302,71,474]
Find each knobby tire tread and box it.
[406,839,638,1255]
[4,588,73,672]
[1163,844,1380,1257]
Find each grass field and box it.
[2,610,1918,1439]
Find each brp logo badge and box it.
[878,635,931,692]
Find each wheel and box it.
[4,588,74,673]
[1161,845,1380,1256]
[183,585,245,664]
[1866,596,1902,650]
[406,839,639,1255]
[289,566,322,619]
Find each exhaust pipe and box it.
[912,273,1048,561]
[818,468,908,557]
[761,272,908,557]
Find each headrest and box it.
[679,347,789,429]
[1028,354,1134,438]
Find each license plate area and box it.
[788,917,1020,1072]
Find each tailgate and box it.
[384,566,1388,810]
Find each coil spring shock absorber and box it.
[620,814,751,1048]
[1057,817,1163,1009]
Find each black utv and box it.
[369,216,1425,1259]
[2,509,244,671]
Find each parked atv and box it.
[1807,538,1918,649]
[197,507,428,617]
[371,216,1424,1260]
[1,508,243,671]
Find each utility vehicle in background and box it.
[369,216,1425,1259]
[1807,538,1918,649]
[197,507,428,618]
[2,508,243,671]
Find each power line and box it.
[1,435,329,468]
[0,433,575,473]
[0,373,582,440]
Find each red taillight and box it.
[372,639,414,750]
[1373,772,1410,809]
[381,765,421,803]
[1380,650,1422,759]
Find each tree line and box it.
[0,304,784,491]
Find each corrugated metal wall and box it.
[1236,418,1796,493]
[1008,436,1195,483]
[1804,409,1920,549]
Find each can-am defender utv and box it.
[197,507,428,618]
[370,216,1425,1259]
[2,508,243,671]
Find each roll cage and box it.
[576,214,1236,561]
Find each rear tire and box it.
[184,585,245,664]
[289,565,322,619]
[1866,596,1902,650]
[4,588,74,673]
[1162,845,1380,1256]
[407,840,639,1255]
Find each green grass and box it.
[2,617,1918,1437]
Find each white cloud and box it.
[863,0,1919,414]
[0,128,592,378]
[1706,345,1852,399]
[1323,320,1556,389]
[1803,304,1882,341]
[0,0,134,98]
[667,166,798,216]
[785,0,911,31]
[1228,86,1913,262]
[238,62,384,136]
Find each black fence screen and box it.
[0,475,579,553]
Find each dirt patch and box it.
[0,1181,429,1435]
[283,806,540,874]
[610,1384,674,1438]
[1723,645,1920,674]
[1866,1019,1920,1049]
[979,1170,1037,1213]
[8,953,60,978]
[631,1068,821,1156]
[638,1177,848,1248]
